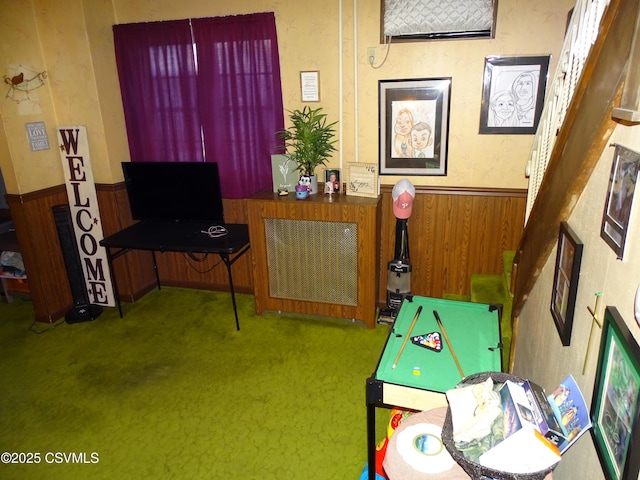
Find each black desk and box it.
[100,221,250,330]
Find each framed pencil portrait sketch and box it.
[379,77,450,176]
[591,306,640,480]
[550,222,583,346]
[479,55,550,135]
[601,144,640,260]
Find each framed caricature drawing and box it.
[379,77,451,176]
[479,55,550,135]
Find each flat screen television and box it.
[122,161,224,224]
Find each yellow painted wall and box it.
[0,0,574,194]
[0,0,128,193]
[515,123,640,480]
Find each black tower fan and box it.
[52,204,103,323]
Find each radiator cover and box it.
[264,218,358,306]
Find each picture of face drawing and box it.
[512,71,537,126]
[488,90,518,127]
[393,108,414,158]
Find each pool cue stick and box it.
[433,310,465,378]
[391,305,423,370]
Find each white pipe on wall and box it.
[353,0,359,165]
[339,0,343,170]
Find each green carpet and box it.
[0,289,391,479]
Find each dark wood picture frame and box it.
[379,77,451,176]
[591,306,640,480]
[479,55,550,134]
[601,144,640,260]
[550,222,583,346]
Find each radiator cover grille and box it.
[264,219,358,306]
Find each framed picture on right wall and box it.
[591,306,640,480]
[601,144,640,259]
[550,222,583,346]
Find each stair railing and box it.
[525,0,610,221]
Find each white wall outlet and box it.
[367,47,376,65]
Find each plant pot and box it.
[309,175,318,194]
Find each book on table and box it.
[478,380,562,473]
[478,374,592,473]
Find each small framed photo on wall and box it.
[601,144,640,260]
[550,222,583,346]
[479,55,550,135]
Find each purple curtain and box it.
[113,21,204,163]
[113,13,284,198]
[192,13,284,198]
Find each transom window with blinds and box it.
[113,12,284,199]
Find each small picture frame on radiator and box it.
[324,169,340,194]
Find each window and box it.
[113,13,284,198]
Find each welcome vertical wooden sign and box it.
[57,126,115,307]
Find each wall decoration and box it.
[550,222,583,346]
[300,71,320,102]
[479,55,550,134]
[57,126,115,307]
[271,154,299,193]
[583,292,603,375]
[24,121,49,151]
[4,66,47,103]
[591,306,640,480]
[601,144,640,260]
[379,77,450,176]
[345,162,378,198]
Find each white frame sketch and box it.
[479,55,550,135]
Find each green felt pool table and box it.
[365,295,503,480]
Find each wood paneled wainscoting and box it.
[376,185,527,305]
[6,182,253,323]
[6,186,71,323]
[7,181,523,324]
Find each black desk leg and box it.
[220,254,240,331]
[151,251,161,290]
[106,250,123,318]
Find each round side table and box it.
[383,406,470,480]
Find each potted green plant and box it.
[277,106,338,194]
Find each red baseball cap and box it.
[392,179,415,219]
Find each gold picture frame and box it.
[345,162,378,198]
